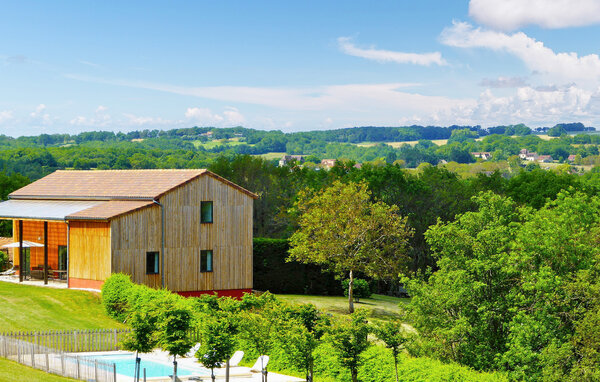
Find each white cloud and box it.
[479,76,528,88]
[123,114,172,127]
[0,111,13,124]
[29,104,52,125]
[185,107,245,126]
[95,105,108,113]
[70,105,112,127]
[338,37,446,66]
[469,0,600,31]
[440,21,600,87]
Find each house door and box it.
[58,246,67,271]
[21,248,30,277]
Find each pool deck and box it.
[76,350,305,382]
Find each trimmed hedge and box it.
[253,237,341,295]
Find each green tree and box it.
[121,309,158,382]
[326,310,371,382]
[156,304,194,382]
[197,314,238,382]
[289,181,412,313]
[373,320,409,382]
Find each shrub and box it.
[101,273,135,322]
[0,251,8,271]
[342,279,372,302]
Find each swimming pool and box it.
[82,354,209,378]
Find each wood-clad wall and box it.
[160,175,253,292]
[69,221,111,281]
[12,220,67,269]
[110,205,161,288]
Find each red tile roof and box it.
[10,169,257,200]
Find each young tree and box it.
[121,309,158,382]
[275,303,329,382]
[197,314,238,382]
[238,308,278,382]
[327,310,371,382]
[289,181,412,313]
[156,304,194,382]
[374,320,409,382]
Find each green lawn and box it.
[0,281,125,331]
[0,358,77,382]
[275,293,409,322]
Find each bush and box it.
[0,251,8,271]
[253,238,340,295]
[342,279,372,302]
[101,273,135,322]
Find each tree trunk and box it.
[308,358,314,382]
[135,351,140,382]
[172,355,177,382]
[225,359,230,382]
[351,367,358,382]
[348,270,355,313]
[394,354,399,382]
[211,368,215,382]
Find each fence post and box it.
[61,353,65,375]
[45,350,49,372]
[77,356,81,380]
[113,329,118,349]
[74,330,78,352]
[30,343,35,368]
[113,363,117,382]
[17,341,21,363]
[94,359,98,382]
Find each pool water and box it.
[83,354,208,378]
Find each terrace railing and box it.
[0,329,131,352]
[0,335,117,382]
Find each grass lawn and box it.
[0,358,77,382]
[0,281,125,331]
[275,293,409,322]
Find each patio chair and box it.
[0,266,15,276]
[250,355,269,373]
[220,350,244,368]
[185,342,201,358]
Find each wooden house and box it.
[0,169,257,297]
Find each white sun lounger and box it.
[185,342,201,358]
[250,355,269,373]
[227,350,244,367]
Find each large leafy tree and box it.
[289,181,412,313]
[407,191,600,380]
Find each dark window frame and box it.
[146,251,160,275]
[201,201,213,223]
[200,250,213,273]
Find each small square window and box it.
[201,250,213,272]
[201,201,213,223]
[146,252,159,274]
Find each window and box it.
[58,245,67,271]
[201,250,213,272]
[146,252,159,274]
[201,201,213,223]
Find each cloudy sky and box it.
[2,0,600,136]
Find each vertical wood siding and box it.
[68,221,111,281]
[12,220,67,270]
[110,175,253,292]
[110,205,161,288]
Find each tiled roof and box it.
[10,169,258,200]
[67,200,155,220]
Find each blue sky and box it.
[1,0,600,136]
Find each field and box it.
[354,139,450,148]
[191,137,247,149]
[0,281,125,331]
[256,151,286,160]
[0,358,77,382]
[275,293,408,323]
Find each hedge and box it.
[253,237,341,295]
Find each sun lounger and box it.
[0,267,15,276]
[185,342,201,358]
[227,350,244,367]
[250,355,269,373]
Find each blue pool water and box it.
[82,354,208,378]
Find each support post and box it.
[44,221,48,285]
[18,220,23,282]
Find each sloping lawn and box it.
[275,293,409,322]
[0,281,126,331]
[0,358,77,382]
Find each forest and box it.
[2,125,600,380]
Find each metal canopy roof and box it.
[0,200,103,221]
